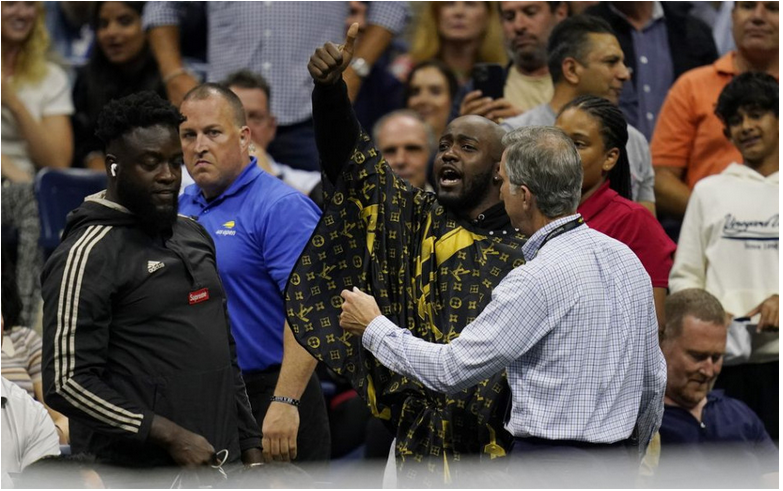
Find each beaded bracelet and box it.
[269,395,300,407]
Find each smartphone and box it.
[472,63,505,100]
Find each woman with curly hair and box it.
[1,1,74,327]
[393,2,506,85]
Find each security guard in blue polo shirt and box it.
[179,83,329,463]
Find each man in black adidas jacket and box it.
[40,92,263,471]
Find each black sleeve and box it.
[312,79,361,185]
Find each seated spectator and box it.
[652,289,778,487]
[651,1,778,219]
[1,0,74,327]
[458,1,567,122]
[669,72,778,441]
[503,15,657,214]
[2,255,68,444]
[372,109,436,192]
[584,2,718,141]
[391,1,506,85]
[555,95,675,327]
[220,70,321,202]
[72,1,166,171]
[404,59,459,139]
[2,317,60,479]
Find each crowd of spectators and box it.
[1,1,778,488]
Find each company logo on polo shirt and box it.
[147,261,165,274]
[216,220,237,236]
[721,214,779,241]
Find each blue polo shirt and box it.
[179,159,321,372]
[659,391,778,474]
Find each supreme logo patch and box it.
[188,288,210,305]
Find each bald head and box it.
[447,115,507,161]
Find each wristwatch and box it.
[350,57,371,78]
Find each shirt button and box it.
[262,62,272,71]
[640,56,648,64]
[646,112,654,121]
[643,84,651,93]
[264,29,271,38]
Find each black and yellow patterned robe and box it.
[286,130,526,486]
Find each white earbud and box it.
[110,163,118,177]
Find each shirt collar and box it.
[714,52,738,76]
[577,181,615,222]
[469,202,513,231]
[522,213,583,260]
[183,157,261,206]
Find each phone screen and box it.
[472,63,505,100]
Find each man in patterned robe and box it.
[286,26,526,485]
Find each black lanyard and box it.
[537,216,585,251]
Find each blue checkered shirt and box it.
[143,2,409,125]
[364,214,666,452]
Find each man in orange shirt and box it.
[651,1,778,219]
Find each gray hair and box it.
[501,126,582,218]
[372,109,437,154]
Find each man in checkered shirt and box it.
[143,2,409,172]
[341,125,667,486]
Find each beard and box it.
[437,165,495,213]
[117,179,178,235]
[507,44,548,73]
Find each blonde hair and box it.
[409,2,507,67]
[9,2,51,87]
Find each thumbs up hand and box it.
[308,23,359,85]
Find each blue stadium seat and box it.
[35,168,107,256]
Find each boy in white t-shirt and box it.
[670,72,779,441]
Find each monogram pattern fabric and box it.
[285,132,526,486]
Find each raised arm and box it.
[309,24,361,184]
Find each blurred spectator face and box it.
[726,107,779,165]
[407,66,452,136]
[661,315,726,410]
[377,115,431,189]
[500,1,566,72]
[229,85,277,151]
[179,95,250,199]
[555,106,618,196]
[345,1,367,33]
[732,1,779,54]
[96,2,146,65]
[437,1,489,43]
[571,33,630,105]
[1,1,37,44]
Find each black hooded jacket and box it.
[41,193,260,466]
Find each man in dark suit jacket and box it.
[585,2,717,140]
